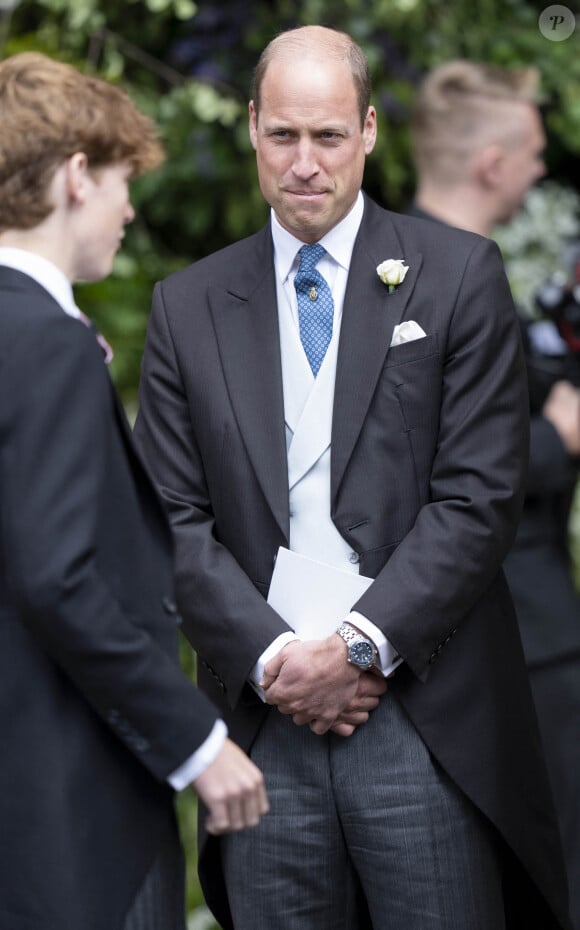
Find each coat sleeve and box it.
[134,282,291,709]
[0,313,219,780]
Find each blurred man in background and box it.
[410,58,580,929]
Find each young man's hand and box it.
[193,738,269,835]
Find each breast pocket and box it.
[385,332,438,367]
[384,333,442,431]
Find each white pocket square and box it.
[390,320,427,347]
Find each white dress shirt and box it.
[0,246,227,790]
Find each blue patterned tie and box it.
[294,243,334,377]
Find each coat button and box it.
[132,736,150,753]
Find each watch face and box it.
[350,641,374,667]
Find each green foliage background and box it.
[2,0,580,924]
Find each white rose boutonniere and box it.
[377,259,409,294]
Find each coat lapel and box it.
[208,228,290,539]
[331,200,423,502]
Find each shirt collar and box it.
[271,190,365,282]
[0,247,80,318]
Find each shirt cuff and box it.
[248,631,300,702]
[347,611,403,677]
[167,719,228,792]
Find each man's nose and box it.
[292,139,319,178]
[125,201,135,224]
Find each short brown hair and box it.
[251,25,372,129]
[0,52,164,232]
[411,60,540,185]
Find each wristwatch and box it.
[336,621,378,671]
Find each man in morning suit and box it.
[135,25,571,930]
[0,52,267,930]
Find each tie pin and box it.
[309,287,318,301]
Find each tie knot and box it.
[297,243,325,274]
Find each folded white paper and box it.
[267,547,373,640]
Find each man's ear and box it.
[64,152,90,205]
[473,143,505,190]
[248,100,258,151]
[363,106,377,155]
